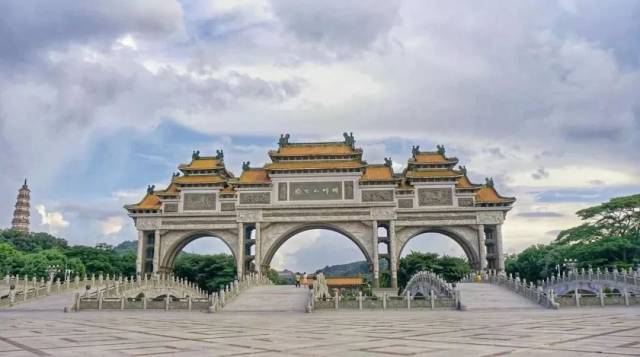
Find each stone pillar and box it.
[255,223,262,275]
[389,221,398,289]
[477,224,487,271]
[152,230,161,273]
[495,224,505,272]
[136,230,144,274]
[371,220,380,288]
[237,223,244,279]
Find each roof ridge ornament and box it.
[278,133,290,147]
[459,165,467,175]
[242,161,250,170]
[411,145,420,158]
[485,177,494,188]
[343,132,355,148]
[437,145,445,155]
[216,149,224,160]
[147,185,155,195]
[384,157,392,167]
[192,150,200,160]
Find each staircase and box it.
[222,285,309,313]
[457,283,542,310]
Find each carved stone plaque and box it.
[344,181,354,199]
[278,182,287,201]
[398,198,413,208]
[221,202,236,211]
[458,198,474,207]
[289,182,342,201]
[239,192,271,204]
[418,188,452,206]
[361,190,394,202]
[164,203,178,213]
[183,193,216,210]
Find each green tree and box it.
[397,251,470,289]
[0,243,25,276]
[174,253,236,293]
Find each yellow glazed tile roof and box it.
[456,175,478,189]
[405,169,461,178]
[413,152,454,164]
[475,186,515,203]
[274,144,357,156]
[239,169,271,183]
[174,175,226,185]
[266,160,364,170]
[155,182,179,196]
[129,194,161,210]
[179,158,221,170]
[361,166,394,181]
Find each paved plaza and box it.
[1,295,639,356]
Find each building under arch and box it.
[125,134,515,288]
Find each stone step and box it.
[457,283,542,310]
[221,285,309,313]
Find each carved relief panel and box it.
[458,198,474,207]
[183,193,216,210]
[164,203,178,213]
[417,188,452,206]
[398,198,413,208]
[361,190,394,202]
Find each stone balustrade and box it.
[309,289,457,312]
[307,271,459,313]
[75,273,272,312]
[0,273,118,308]
[538,267,640,294]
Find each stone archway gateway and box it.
[125,134,515,288]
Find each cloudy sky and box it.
[1,1,639,272]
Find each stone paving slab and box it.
[0,307,639,356]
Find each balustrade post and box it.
[358,291,363,311]
[406,290,411,310]
[574,288,580,307]
[599,288,605,307]
[430,290,435,309]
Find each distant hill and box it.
[315,260,388,277]
[113,240,137,253]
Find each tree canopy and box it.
[507,193,640,282]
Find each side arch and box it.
[159,230,239,273]
[260,222,374,270]
[395,226,481,270]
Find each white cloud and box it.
[101,216,124,236]
[35,204,70,234]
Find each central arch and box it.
[261,223,374,272]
